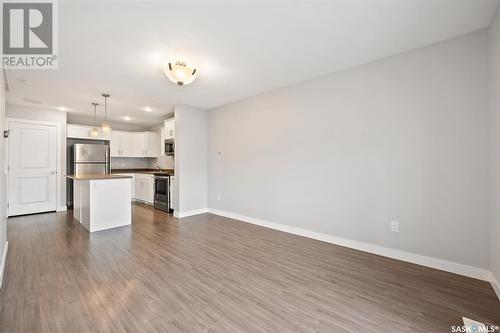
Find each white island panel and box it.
[89,178,131,232]
[71,176,132,232]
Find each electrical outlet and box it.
[390,221,400,233]
[216,193,221,201]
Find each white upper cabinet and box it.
[164,118,175,139]
[110,131,122,156]
[128,132,146,157]
[67,124,110,140]
[109,130,160,158]
[160,128,166,155]
[145,131,160,157]
[160,118,175,156]
[69,125,161,158]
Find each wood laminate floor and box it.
[0,203,499,332]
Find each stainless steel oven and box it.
[154,175,170,212]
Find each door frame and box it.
[6,118,64,216]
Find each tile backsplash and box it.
[157,155,174,169]
[111,156,174,170]
[111,157,154,169]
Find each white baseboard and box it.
[0,241,8,288]
[488,271,500,301]
[208,208,492,283]
[175,208,208,219]
[57,206,67,212]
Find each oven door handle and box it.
[155,176,170,179]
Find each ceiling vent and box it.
[22,97,42,104]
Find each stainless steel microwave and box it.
[165,139,174,156]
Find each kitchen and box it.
[65,114,177,232]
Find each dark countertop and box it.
[66,174,133,180]
[111,168,175,176]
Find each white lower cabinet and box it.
[134,174,154,205]
[169,176,175,211]
[148,180,154,204]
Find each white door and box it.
[8,121,57,216]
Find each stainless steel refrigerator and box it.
[73,143,110,175]
[67,143,110,207]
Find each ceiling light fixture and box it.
[58,106,67,111]
[123,116,131,121]
[142,106,153,112]
[164,61,197,86]
[101,93,111,132]
[90,102,99,138]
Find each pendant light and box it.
[164,61,197,85]
[101,93,111,132]
[90,102,99,138]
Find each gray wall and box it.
[489,7,500,287]
[208,30,490,269]
[6,104,67,210]
[0,72,7,282]
[175,104,207,214]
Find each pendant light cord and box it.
[102,93,110,122]
[92,102,98,125]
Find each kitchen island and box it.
[66,174,133,232]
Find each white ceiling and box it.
[5,0,499,129]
